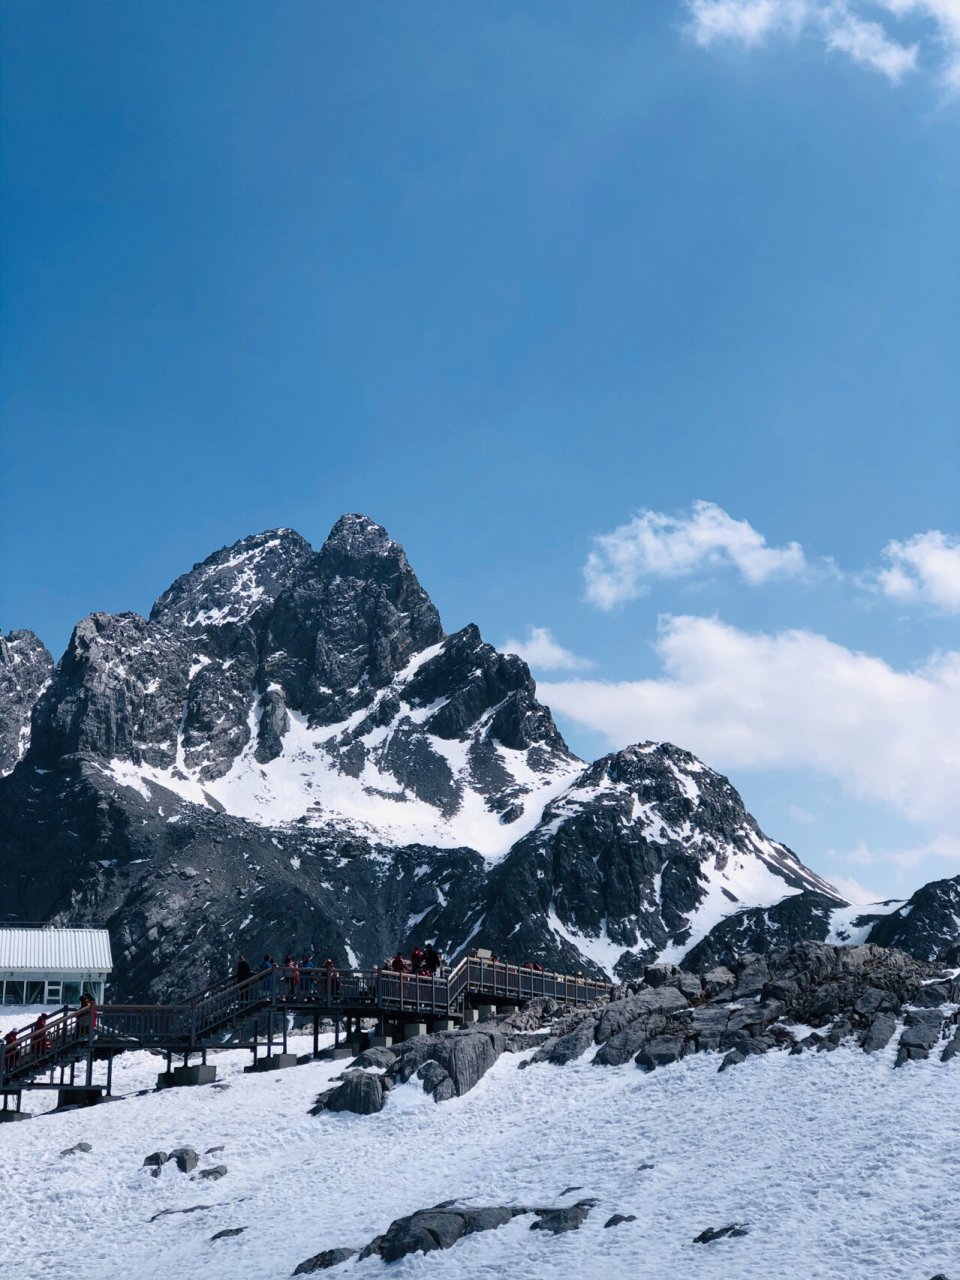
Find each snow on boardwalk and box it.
[3,1032,958,1280]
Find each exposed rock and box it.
[394,1027,506,1097]
[169,1146,200,1173]
[150,1204,212,1221]
[211,1228,246,1241]
[530,1198,597,1234]
[294,1203,530,1272]
[311,1071,385,1115]
[604,1213,637,1228]
[142,1151,168,1171]
[895,1010,944,1067]
[0,630,53,776]
[694,1223,749,1243]
[60,1142,92,1157]
[195,1164,228,1181]
[292,1247,357,1273]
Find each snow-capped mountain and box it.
[5,512,954,997]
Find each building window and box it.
[2,981,25,1005]
[25,981,45,1004]
[46,980,62,1004]
[62,982,82,1005]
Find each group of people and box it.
[229,943,448,997]
[1,994,98,1071]
[389,944,443,976]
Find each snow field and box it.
[3,1022,959,1280]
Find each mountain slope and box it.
[0,514,865,995]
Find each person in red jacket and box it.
[3,1028,19,1070]
[31,1012,51,1057]
[391,952,406,974]
[410,946,425,975]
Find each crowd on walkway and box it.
[231,943,451,996]
[1,993,99,1073]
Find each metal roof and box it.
[0,928,113,972]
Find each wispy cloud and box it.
[541,614,960,828]
[503,625,593,671]
[584,501,808,609]
[684,0,960,90]
[873,530,960,612]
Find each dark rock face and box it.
[682,891,842,972]
[311,1071,385,1116]
[0,630,54,775]
[0,513,859,999]
[866,878,960,962]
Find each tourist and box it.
[3,1027,19,1069]
[424,943,441,975]
[410,946,425,974]
[391,952,406,974]
[30,1012,51,1057]
[235,954,253,984]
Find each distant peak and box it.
[323,514,393,554]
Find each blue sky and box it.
[1,1,958,900]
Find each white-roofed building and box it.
[0,926,113,1006]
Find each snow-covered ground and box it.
[4,1010,959,1280]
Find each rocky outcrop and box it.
[0,629,53,775]
[292,1197,598,1272]
[522,942,960,1075]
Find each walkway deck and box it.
[1,957,611,1099]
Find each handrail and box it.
[2,957,612,1089]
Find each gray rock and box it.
[702,966,736,998]
[862,1011,900,1052]
[940,1027,960,1062]
[142,1150,168,1170]
[895,1009,944,1066]
[60,1142,92,1157]
[352,1047,397,1070]
[312,1071,385,1115]
[211,1227,246,1241]
[604,1213,637,1228]
[635,1035,683,1071]
[694,1223,749,1243]
[719,1049,746,1072]
[195,1164,228,1181]
[169,1146,200,1174]
[292,1246,357,1273]
[530,1199,597,1234]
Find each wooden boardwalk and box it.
[1,956,612,1105]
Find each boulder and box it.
[169,1147,200,1174]
[311,1072,385,1115]
[292,1247,357,1273]
[702,966,736,999]
[530,1199,597,1234]
[635,1035,683,1071]
[196,1165,228,1181]
[60,1142,92,1157]
[211,1227,246,1241]
[694,1223,749,1243]
[862,1013,897,1053]
[604,1214,637,1228]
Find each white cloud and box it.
[541,614,960,828]
[584,501,807,609]
[828,873,884,904]
[503,625,593,672]
[875,530,960,611]
[684,0,960,88]
[842,833,960,870]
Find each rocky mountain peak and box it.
[264,515,443,723]
[150,528,313,635]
